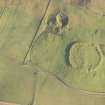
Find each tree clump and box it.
[46,12,69,34]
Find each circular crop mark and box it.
[69,42,101,71]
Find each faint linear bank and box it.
[0,101,20,105]
[23,0,51,64]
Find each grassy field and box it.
[0,0,47,105]
[0,0,49,63]
[0,55,36,105]
[0,0,105,105]
[35,73,105,105]
[31,0,105,93]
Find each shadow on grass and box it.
[64,40,77,65]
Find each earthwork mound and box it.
[68,42,101,71]
[99,44,105,56]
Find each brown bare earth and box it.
[64,0,90,5]
[64,0,105,7]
